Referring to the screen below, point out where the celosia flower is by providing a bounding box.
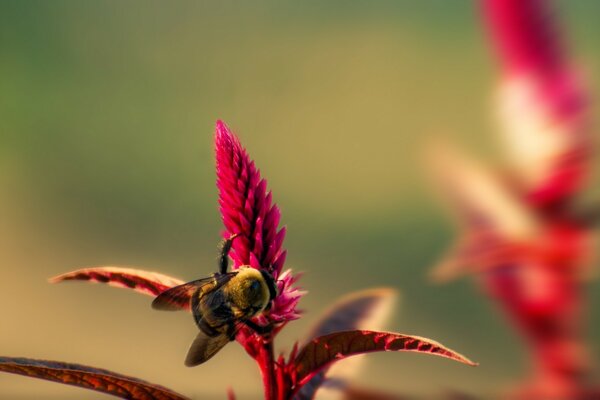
[215,120,303,326]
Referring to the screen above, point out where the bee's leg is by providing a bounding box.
[218,233,239,274]
[225,322,237,341]
[242,319,272,335]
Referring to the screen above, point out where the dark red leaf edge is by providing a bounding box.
[50,267,187,307]
[0,356,189,400]
[293,330,477,391]
[294,288,397,400]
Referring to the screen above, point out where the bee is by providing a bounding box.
[152,235,278,366]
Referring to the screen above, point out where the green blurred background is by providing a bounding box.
[1,1,599,398]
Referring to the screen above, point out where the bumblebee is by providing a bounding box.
[152,235,278,366]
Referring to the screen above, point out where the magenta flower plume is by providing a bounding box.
[215,120,303,324]
[215,120,286,274]
[483,0,591,209]
[423,2,598,398]
[483,0,564,79]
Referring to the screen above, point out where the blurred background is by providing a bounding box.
[1,1,599,398]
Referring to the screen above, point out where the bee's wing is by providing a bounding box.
[184,327,238,367]
[151,273,232,311]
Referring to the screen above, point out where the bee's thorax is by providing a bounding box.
[227,267,271,316]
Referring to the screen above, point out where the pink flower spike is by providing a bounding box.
[215,120,303,323]
[483,0,591,209]
[483,0,563,78]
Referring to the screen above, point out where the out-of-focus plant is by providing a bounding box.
[1,121,476,399]
[428,1,597,398]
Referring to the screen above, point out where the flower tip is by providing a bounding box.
[215,119,230,135]
[215,120,240,155]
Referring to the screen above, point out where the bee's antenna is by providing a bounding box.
[218,233,240,274]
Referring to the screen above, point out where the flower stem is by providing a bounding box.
[259,339,278,400]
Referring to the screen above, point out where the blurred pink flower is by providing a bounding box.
[428,1,597,398]
[484,0,591,210]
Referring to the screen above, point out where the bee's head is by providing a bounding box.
[259,269,278,304]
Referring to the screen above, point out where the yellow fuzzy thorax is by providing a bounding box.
[226,267,270,314]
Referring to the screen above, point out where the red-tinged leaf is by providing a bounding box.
[50,266,185,301]
[305,288,397,340]
[0,357,189,400]
[294,330,477,389]
[429,232,525,284]
[294,289,397,400]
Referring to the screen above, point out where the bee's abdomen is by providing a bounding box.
[194,290,235,336]
[196,317,221,337]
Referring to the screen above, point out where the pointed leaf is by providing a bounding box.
[305,288,397,340]
[50,266,185,301]
[428,237,474,284]
[429,233,522,284]
[294,289,397,400]
[294,330,477,389]
[0,357,189,400]
[426,142,542,280]
[426,141,540,241]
